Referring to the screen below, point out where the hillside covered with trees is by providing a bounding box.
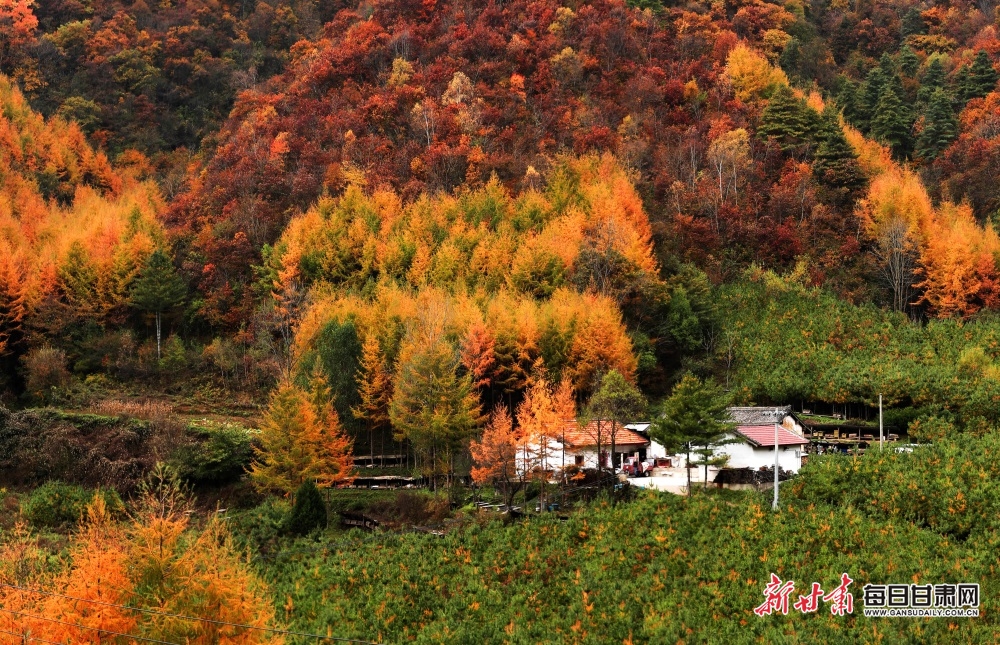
[4,0,1000,640]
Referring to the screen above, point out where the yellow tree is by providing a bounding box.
[352,332,393,460]
[159,517,279,645]
[127,465,280,645]
[251,368,354,494]
[725,43,788,102]
[566,295,637,391]
[0,245,26,358]
[0,522,50,644]
[460,322,496,390]
[305,367,356,488]
[516,374,565,511]
[916,202,1000,319]
[857,169,929,313]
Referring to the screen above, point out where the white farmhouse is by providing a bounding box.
[515,420,651,475]
[717,406,810,473]
[715,424,810,473]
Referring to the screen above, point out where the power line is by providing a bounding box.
[0,626,68,645]
[0,584,381,645]
[0,607,179,645]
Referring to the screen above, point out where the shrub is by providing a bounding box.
[0,409,157,492]
[285,480,328,536]
[227,497,290,555]
[908,414,954,443]
[22,346,71,403]
[22,481,123,529]
[159,334,188,372]
[170,420,255,486]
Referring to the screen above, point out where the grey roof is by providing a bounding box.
[726,406,793,425]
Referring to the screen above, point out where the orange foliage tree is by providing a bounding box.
[352,332,393,458]
[854,141,1000,319]
[915,202,1000,318]
[126,465,280,645]
[514,375,576,509]
[470,404,520,505]
[39,495,137,644]
[251,369,355,494]
[0,247,27,358]
[0,472,281,645]
[0,74,165,370]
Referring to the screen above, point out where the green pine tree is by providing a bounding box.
[954,64,972,103]
[587,370,646,476]
[130,249,186,360]
[967,50,999,100]
[858,67,887,132]
[813,107,867,204]
[285,479,328,536]
[757,85,821,153]
[916,87,957,160]
[901,7,925,37]
[779,37,802,79]
[836,78,862,127]
[871,87,913,159]
[922,56,947,89]
[918,56,948,104]
[878,52,897,78]
[649,374,736,495]
[899,46,919,78]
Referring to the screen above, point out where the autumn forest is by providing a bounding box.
[3,0,1000,641]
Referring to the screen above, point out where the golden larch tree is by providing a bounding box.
[352,332,393,458]
[251,368,354,494]
[41,495,137,644]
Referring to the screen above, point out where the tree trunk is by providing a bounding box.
[686,444,692,497]
[155,310,162,360]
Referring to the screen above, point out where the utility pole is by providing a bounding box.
[879,394,884,450]
[772,421,779,511]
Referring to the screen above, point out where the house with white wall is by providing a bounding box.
[669,407,810,474]
[516,420,651,475]
[715,424,810,473]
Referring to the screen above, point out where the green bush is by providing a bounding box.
[170,420,254,486]
[22,481,123,529]
[285,480,328,536]
[227,497,290,555]
[264,486,1000,643]
[791,432,1000,539]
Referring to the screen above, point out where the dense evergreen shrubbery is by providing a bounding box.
[263,475,1000,643]
[721,272,1000,431]
[791,433,1000,540]
[21,481,123,529]
[170,420,255,486]
[285,480,328,536]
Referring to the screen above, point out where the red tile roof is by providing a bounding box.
[736,425,810,447]
[558,420,650,449]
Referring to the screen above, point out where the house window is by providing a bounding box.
[574,455,584,466]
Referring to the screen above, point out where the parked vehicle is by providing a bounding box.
[622,456,652,477]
